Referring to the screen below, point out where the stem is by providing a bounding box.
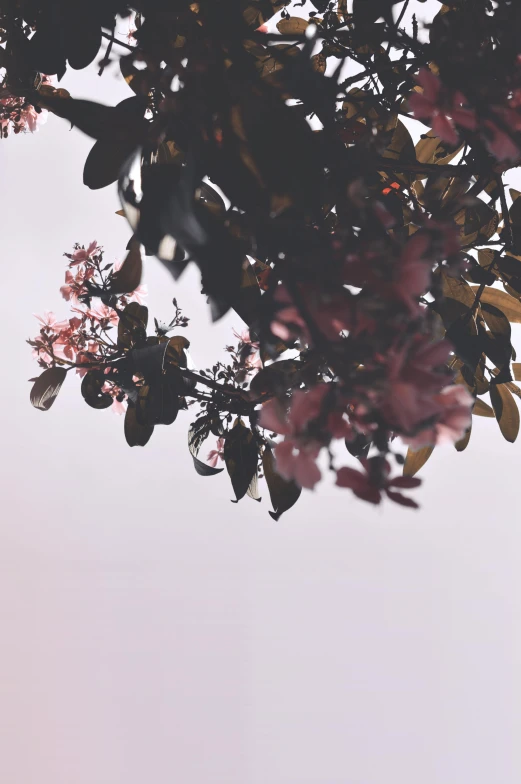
[496,173,513,252]
[101,31,135,52]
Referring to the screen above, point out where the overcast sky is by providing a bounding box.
[1,3,521,783]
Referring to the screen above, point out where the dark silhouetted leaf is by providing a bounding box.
[128,342,168,380]
[84,140,137,189]
[30,367,67,411]
[250,359,303,397]
[124,401,154,446]
[188,418,224,476]
[118,301,148,349]
[136,382,179,427]
[263,445,301,520]
[81,371,113,409]
[165,336,190,368]
[110,238,142,294]
[67,15,101,70]
[192,455,224,476]
[345,432,372,460]
[471,286,521,323]
[224,419,259,501]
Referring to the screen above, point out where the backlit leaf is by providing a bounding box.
[30,367,67,411]
[471,287,521,323]
[473,398,495,417]
[490,383,520,442]
[403,445,434,477]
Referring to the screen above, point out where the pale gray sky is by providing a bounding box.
[1,4,521,783]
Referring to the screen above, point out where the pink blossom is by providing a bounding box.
[127,284,148,305]
[88,303,119,326]
[482,120,520,162]
[403,384,473,449]
[60,267,91,303]
[274,439,322,489]
[0,95,48,137]
[336,458,421,508]
[259,385,336,489]
[34,311,69,332]
[385,336,452,394]
[271,285,306,341]
[101,382,127,415]
[70,241,98,266]
[207,437,225,467]
[75,342,102,377]
[271,284,352,343]
[393,232,432,313]
[233,328,253,344]
[409,69,476,146]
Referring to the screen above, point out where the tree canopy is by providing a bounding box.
[3,0,521,516]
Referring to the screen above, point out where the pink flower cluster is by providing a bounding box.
[227,328,262,384]
[29,241,148,414]
[410,68,521,163]
[259,385,351,490]
[0,76,52,139]
[259,222,473,505]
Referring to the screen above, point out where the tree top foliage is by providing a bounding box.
[3,0,521,516]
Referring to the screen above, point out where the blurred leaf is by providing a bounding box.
[40,94,148,143]
[276,17,309,35]
[345,432,372,460]
[250,359,303,397]
[230,259,263,329]
[381,119,416,184]
[120,55,150,96]
[30,367,67,411]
